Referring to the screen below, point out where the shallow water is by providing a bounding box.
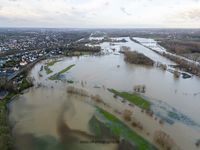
[9,37,200,150]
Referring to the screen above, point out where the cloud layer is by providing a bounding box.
[0,0,199,28]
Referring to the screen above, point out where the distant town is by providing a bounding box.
[0,29,90,80]
[1,28,200,82]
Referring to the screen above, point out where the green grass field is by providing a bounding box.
[108,88,151,110]
[47,60,60,67]
[97,108,157,150]
[49,64,75,80]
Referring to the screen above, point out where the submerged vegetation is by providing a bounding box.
[47,60,60,67]
[49,64,75,80]
[59,64,75,74]
[173,69,180,78]
[196,139,200,148]
[108,88,151,110]
[66,80,74,84]
[2,30,199,150]
[44,66,53,74]
[162,52,200,77]
[95,107,157,150]
[44,60,61,74]
[123,109,132,122]
[133,85,146,93]
[67,86,89,97]
[153,130,175,150]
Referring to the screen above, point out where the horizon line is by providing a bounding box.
[0,27,200,30]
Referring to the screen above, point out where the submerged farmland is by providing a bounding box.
[8,36,200,150]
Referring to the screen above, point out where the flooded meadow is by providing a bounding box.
[9,37,200,150]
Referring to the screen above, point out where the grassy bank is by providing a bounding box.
[59,64,75,74]
[0,93,16,110]
[108,88,151,110]
[96,108,157,150]
[0,92,17,150]
[19,78,33,92]
[0,77,33,150]
[49,64,75,80]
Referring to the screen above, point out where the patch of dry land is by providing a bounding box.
[124,50,154,66]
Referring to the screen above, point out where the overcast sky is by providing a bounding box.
[0,0,200,28]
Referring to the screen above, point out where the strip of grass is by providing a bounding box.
[47,60,60,67]
[49,64,75,80]
[0,93,16,110]
[44,66,53,74]
[0,77,33,149]
[49,75,59,81]
[59,64,75,74]
[97,108,157,150]
[45,60,61,75]
[108,88,151,110]
[0,92,17,150]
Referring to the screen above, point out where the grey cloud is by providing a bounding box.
[71,7,76,10]
[167,7,200,24]
[104,2,109,6]
[181,8,200,20]
[92,12,97,16]
[120,7,131,16]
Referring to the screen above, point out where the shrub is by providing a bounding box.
[174,69,180,78]
[123,109,132,121]
[67,86,89,97]
[154,130,175,150]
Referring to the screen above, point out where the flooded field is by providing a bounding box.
[9,37,200,150]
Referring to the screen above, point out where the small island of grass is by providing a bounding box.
[108,88,151,110]
[94,108,157,150]
[47,60,61,67]
[49,64,75,80]
[44,60,61,75]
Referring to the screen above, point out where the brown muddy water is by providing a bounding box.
[9,37,200,150]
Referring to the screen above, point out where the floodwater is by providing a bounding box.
[134,37,200,65]
[9,37,200,150]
